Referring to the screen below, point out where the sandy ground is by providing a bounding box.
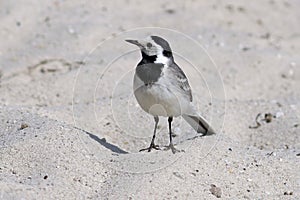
[0,0,299,199]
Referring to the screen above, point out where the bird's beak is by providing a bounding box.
[125,39,143,47]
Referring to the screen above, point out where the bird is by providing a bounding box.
[126,35,215,153]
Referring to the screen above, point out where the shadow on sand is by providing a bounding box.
[74,127,128,154]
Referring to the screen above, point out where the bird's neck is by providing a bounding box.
[155,52,170,65]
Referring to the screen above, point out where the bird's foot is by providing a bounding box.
[164,143,184,154]
[139,142,160,152]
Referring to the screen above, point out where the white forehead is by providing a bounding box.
[139,37,163,52]
[144,36,160,47]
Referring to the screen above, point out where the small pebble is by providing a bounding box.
[210,184,222,198]
[242,46,250,51]
[264,113,273,123]
[173,172,184,180]
[284,191,293,195]
[19,123,29,130]
[165,9,175,14]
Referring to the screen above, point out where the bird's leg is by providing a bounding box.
[140,116,160,152]
[165,117,183,154]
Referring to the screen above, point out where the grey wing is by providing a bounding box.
[169,62,193,102]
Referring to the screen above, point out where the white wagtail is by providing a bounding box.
[126,35,215,153]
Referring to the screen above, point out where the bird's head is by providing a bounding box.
[126,35,173,64]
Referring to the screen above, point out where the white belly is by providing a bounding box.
[133,74,187,117]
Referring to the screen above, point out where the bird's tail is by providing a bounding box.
[182,114,216,136]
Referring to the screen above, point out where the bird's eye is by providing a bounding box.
[146,42,152,48]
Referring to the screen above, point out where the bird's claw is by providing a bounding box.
[139,143,160,152]
[164,143,184,154]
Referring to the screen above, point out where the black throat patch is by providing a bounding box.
[138,52,157,65]
[136,63,164,86]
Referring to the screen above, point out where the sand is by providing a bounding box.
[0,0,299,199]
